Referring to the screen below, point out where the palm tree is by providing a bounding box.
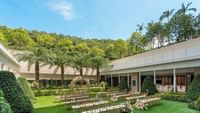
[136,24,145,33]
[89,47,107,83]
[72,52,89,76]
[16,46,48,83]
[177,2,196,14]
[45,49,72,86]
[72,43,90,77]
[160,9,175,22]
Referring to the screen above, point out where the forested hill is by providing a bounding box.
[0,2,200,61]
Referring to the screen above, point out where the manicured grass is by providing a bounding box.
[34,96,199,113]
[34,96,72,113]
[134,100,199,113]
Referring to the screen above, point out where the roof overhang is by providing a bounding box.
[0,43,20,71]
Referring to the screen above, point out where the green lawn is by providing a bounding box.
[34,96,199,113]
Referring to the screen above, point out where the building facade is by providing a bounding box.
[8,49,97,85]
[101,38,200,93]
[0,43,20,76]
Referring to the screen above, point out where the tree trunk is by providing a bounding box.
[35,60,40,84]
[61,64,65,86]
[96,67,100,83]
[80,68,83,76]
[80,68,84,85]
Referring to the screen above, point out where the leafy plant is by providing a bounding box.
[17,77,35,102]
[188,96,200,111]
[187,73,200,100]
[161,93,190,103]
[0,89,13,113]
[141,77,158,95]
[0,71,34,113]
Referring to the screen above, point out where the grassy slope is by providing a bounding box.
[34,96,199,113]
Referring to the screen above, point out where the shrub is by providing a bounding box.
[188,96,200,111]
[31,81,39,90]
[17,77,35,102]
[0,71,34,113]
[187,73,200,100]
[0,89,13,113]
[141,77,158,95]
[33,89,73,96]
[161,93,191,103]
[119,77,128,91]
[33,87,104,96]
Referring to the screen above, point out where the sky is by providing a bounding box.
[0,0,200,39]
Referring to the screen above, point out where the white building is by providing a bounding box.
[101,38,200,93]
[8,49,97,85]
[0,43,20,76]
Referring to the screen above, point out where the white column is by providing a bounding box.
[154,70,156,85]
[127,73,130,88]
[139,72,141,92]
[111,74,113,87]
[173,69,176,93]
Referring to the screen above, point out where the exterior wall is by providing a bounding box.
[130,73,138,92]
[0,43,20,76]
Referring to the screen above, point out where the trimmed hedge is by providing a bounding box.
[141,77,158,95]
[0,71,34,113]
[161,93,191,103]
[33,87,104,96]
[0,89,13,113]
[187,73,200,100]
[34,89,72,96]
[17,77,35,102]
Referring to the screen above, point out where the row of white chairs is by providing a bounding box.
[72,101,109,109]
[82,104,125,113]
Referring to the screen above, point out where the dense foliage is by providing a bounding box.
[141,77,158,95]
[188,96,200,111]
[0,71,34,113]
[187,73,200,100]
[161,93,190,103]
[17,77,35,102]
[0,89,13,113]
[33,87,103,96]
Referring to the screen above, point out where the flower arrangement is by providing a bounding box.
[111,94,118,102]
[70,76,90,91]
[135,98,148,110]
